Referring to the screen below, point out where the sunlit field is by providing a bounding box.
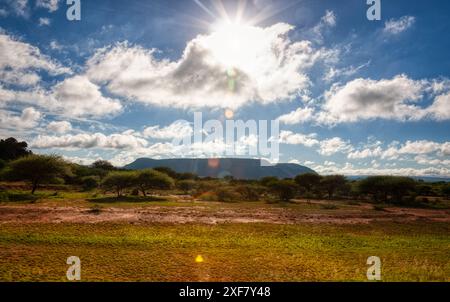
[0,187,448,282]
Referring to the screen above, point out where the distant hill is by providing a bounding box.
[347,175,450,183]
[123,158,316,180]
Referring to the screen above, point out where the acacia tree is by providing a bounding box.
[0,137,31,161]
[177,179,197,194]
[295,173,322,194]
[442,184,450,199]
[268,179,298,202]
[101,171,135,197]
[358,176,417,203]
[135,169,174,197]
[8,155,71,194]
[320,175,348,199]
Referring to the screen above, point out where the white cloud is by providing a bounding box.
[318,75,426,124]
[312,10,337,43]
[38,17,51,26]
[427,92,450,121]
[415,155,450,167]
[86,22,332,109]
[348,147,383,159]
[384,16,415,35]
[278,130,319,147]
[0,31,70,87]
[0,107,42,129]
[47,121,72,133]
[143,120,193,140]
[51,75,123,118]
[277,107,314,125]
[347,140,450,160]
[32,132,148,150]
[36,0,59,12]
[312,163,450,178]
[319,137,353,156]
[323,60,371,82]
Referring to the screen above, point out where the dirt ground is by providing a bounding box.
[0,199,449,225]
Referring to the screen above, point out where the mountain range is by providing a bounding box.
[123,158,316,180]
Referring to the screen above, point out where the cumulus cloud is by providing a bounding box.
[31,132,148,150]
[0,31,70,87]
[51,76,123,118]
[384,16,415,35]
[318,75,426,124]
[277,107,314,125]
[319,137,353,156]
[278,130,319,147]
[36,0,59,12]
[86,22,333,109]
[0,107,42,129]
[47,121,72,133]
[143,120,193,140]
[427,92,450,121]
[312,163,450,177]
[347,140,450,160]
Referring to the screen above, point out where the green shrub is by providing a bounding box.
[236,184,264,201]
[0,191,9,202]
[81,176,99,191]
[321,204,338,210]
[177,180,197,194]
[216,187,240,202]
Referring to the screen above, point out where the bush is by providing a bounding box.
[320,175,348,199]
[101,171,136,197]
[81,176,99,191]
[7,154,72,194]
[442,184,450,199]
[236,184,264,201]
[295,173,321,195]
[358,176,417,204]
[215,187,240,202]
[177,180,197,194]
[268,179,298,202]
[0,191,9,202]
[135,169,175,197]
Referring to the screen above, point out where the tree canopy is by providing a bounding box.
[0,137,32,161]
[8,154,71,194]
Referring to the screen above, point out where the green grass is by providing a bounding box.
[0,222,448,282]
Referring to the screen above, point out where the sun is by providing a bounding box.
[204,19,265,72]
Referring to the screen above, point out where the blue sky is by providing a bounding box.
[0,0,450,176]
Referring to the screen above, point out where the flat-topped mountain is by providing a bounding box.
[123,158,316,180]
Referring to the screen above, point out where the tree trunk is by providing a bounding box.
[31,181,38,195]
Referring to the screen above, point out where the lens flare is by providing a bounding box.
[224,108,234,119]
[195,255,204,263]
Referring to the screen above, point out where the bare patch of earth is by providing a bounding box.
[0,203,448,225]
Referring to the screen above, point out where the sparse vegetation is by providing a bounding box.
[7,155,71,194]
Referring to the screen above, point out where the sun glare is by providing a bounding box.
[205,19,264,73]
